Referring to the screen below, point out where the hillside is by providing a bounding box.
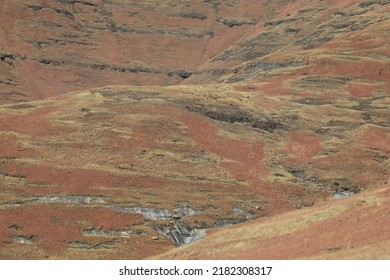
[153,186,390,259]
[2,0,389,104]
[0,0,280,104]
[0,0,389,259]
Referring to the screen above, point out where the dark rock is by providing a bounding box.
[170,12,207,20]
[8,104,36,110]
[185,103,254,124]
[176,70,193,79]
[289,169,306,179]
[284,28,301,34]
[39,59,52,65]
[154,221,205,246]
[359,0,389,8]
[252,120,284,132]
[219,18,256,28]
[53,8,75,19]
[57,0,98,6]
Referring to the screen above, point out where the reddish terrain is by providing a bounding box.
[155,185,390,259]
[0,0,389,259]
[0,0,279,104]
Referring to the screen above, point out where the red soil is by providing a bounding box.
[0,205,145,254]
[364,126,390,153]
[260,76,292,96]
[0,106,71,137]
[152,104,268,184]
[286,131,322,164]
[234,188,390,259]
[346,83,377,97]
[1,0,389,260]
[302,59,389,82]
[2,161,179,197]
[0,134,36,158]
[155,187,390,260]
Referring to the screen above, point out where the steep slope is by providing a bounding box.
[0,0,389,260]
[188,0,390,83]
[3,0,388,104]
[0,0,277,104]
[0,78,388,259]
[0,84,308,259]
[153,185,390,259]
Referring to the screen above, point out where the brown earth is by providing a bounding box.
[0,0,389,259]
[0,0,287,104]
[154,185,390,259]
[0,80,388,259]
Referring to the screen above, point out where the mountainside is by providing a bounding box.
[153,186,390,259]
[0,0,276,104]
[2,0,389,104]
[0,0,389,259]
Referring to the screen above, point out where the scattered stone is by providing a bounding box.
[83,229,146,238]
[108,205,172,220]
[11,235,34,245]
[8,104,36,110]
[332,190,356,199]
[154,220,206,246]
[36,195,106,205]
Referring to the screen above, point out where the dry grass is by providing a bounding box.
[153,188,389,259]
[0,0,389,260]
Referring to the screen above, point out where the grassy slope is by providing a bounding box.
[153,186,390,259]
[0,0,389,259]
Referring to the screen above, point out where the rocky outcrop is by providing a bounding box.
[0,0,389,260]
[4,0,389,103]
[0,0,273,104]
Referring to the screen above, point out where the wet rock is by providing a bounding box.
[83,229,146,238]
[332,190,356,199]
[173,206,203,217]
[332,182,360,199]
[108,205,172,220]
[154,221,205,246]
[233,207,255,220]
[11,235,34,245]
[68,240,116,249]
[36,195,106,205]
